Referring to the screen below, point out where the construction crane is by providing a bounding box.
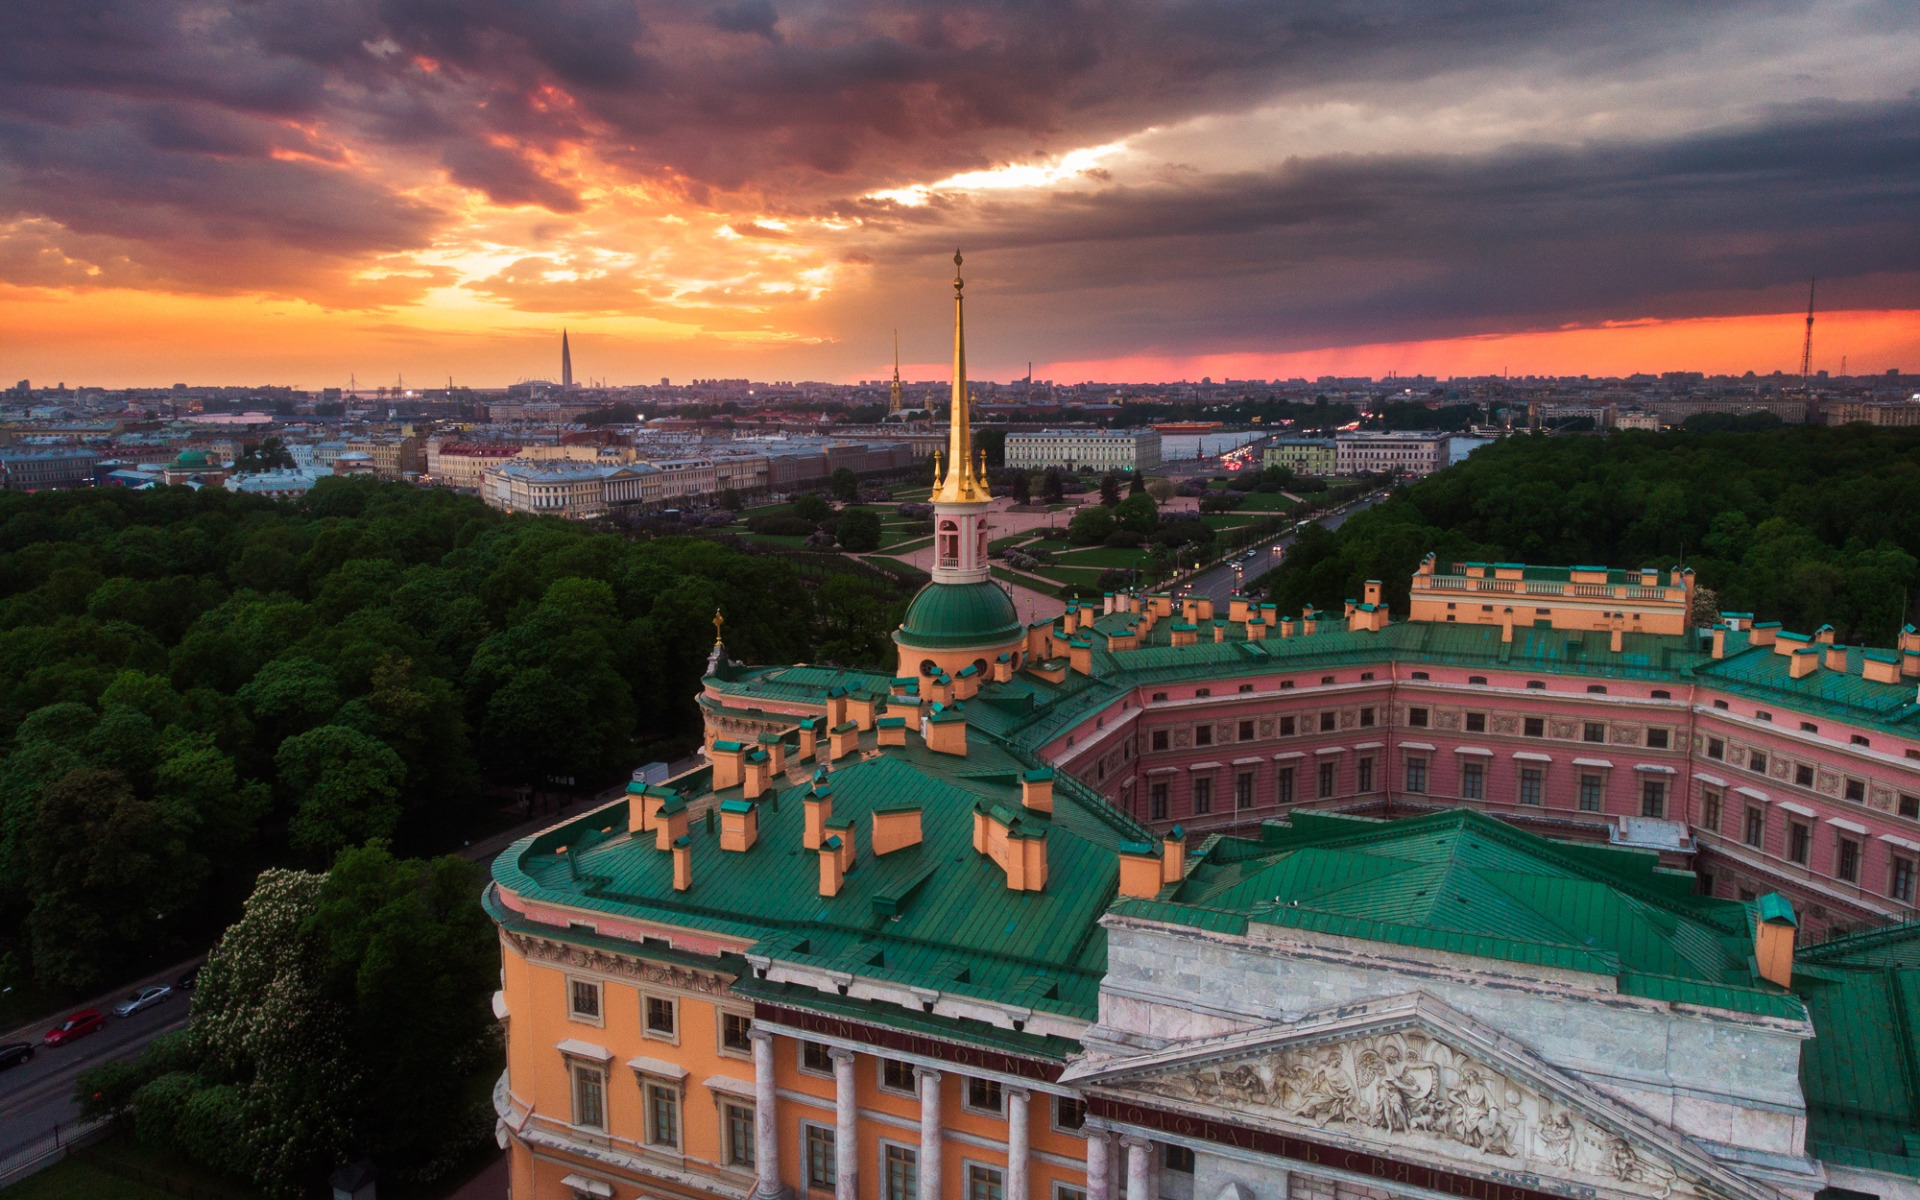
[1799,277,1816,393]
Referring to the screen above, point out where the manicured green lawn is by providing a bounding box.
[1201,513,1259,529]
[1034,565,1112,586]
[881,536,934,554]
[1053,547,1154,568]
[1225,492,1295,512]
[728,531,812,548]
[0,1159,182,1200]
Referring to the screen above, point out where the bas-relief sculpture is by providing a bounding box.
[1130,1030,1712,1200]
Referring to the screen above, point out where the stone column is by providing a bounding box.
[832,1048,859,1200]
[1123,1137,1153,1200]
[1006,1088,1031,1200]
[1085,1131,1112,1200]
[751,1028,784,1200]
[917,1067,944,1200]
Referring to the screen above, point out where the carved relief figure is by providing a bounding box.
[1130,1030,1709,1200]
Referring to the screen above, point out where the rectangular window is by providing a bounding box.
[646,995,677,1038]
[1524,717,1545,738]
[1749,750,1768,774]
[723,1012,753,1054]
[1356,758,1374,792]
[1640,779,1665,819]
[569,979,602,1023]
[1054,1095,1087,1131]
[1578,773,1604,812]
[1707,738,1724,760]
[1702,790,1722,833]
[1646,729,1669,750]
[1519,767,1543,806]
[1192,777,1212,815]
[1795,764,1814,788]
[965,1077,1003,1114]
[1194,725,1213,747]
[1405,758,1428,794]
[1056,1187,1089,1200]
[1235,772,1254,809]
[886,1145,919,1200]
[1315,712,1334,732]
[1583,722,1606,744]
[801,1041,832,1075]
[1276,767,1295,805]
[968,1165,1005,1200]
[1744,807,1765,848]
[1360,707,1376,728]
[1893,857,1916,903]
[1151,730,1169,752]
[1789,822,1810,865]
[1461,761,1484,800]
[1318,760,1337,798]
[1466,712,1487,733]
[648,1083,680,1148]
[1280,715,1296,736]
[881,1059,916,1094]
[1149,782,1168,820]
[1408,707,1430,728]
[806,1124,837,1189]
[1238,720,1255,741]
[1845,779,1866,803]
[1903,794,1920,820]
[572,1063,606,1131]
[1163,1145,1196,1174]
[725,1103,756,1168]
[1838,838,1861,883]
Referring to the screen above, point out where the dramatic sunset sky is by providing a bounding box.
[3,0,1918,387]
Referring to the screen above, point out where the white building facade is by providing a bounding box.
[1334,432,1451,477]
[1008,429,1164,472]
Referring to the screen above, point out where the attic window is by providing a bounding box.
[1587,685,1606,694]
[1195,688,1211,698]
[1239,684,1254,693]
[1411,672,1429,681]
[1852,735,1870,747]
[1713,700,1729,710]
[1468,676,1487,686]
[1151,692,1167,701]
[1651,690,1670,699]
[1321,676,1335,686]
[1280,681,1294,690]
[1527,681,1546,690]
[1756,711,1773,722]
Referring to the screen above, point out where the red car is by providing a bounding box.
[43,1009,105,1046]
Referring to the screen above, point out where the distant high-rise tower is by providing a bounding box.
[1799,278,1816,394]
[889,330,903,413]
[562,329,574,388]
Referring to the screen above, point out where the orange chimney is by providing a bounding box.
[803,787,832,849]
[1118,842,1162,898]
[719,800,759,852]
[872,805,923,854]
[1161,825,1188,884]
[1753,893,1797,987]
[672,835,692,891]
[797,717,821,762]
[819,836,845,896]
[1021,768,1055,813]
[654,798,689,851]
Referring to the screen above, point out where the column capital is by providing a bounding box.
[749,1026,777,1046]
[828,1046,858,1063]
[915,1065,943,1083]
[1006,1084,1032,1101]
[1120,1134,1154,1151]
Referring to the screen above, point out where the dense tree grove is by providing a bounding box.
[0,479,879,988]
[81,844,499,1195]
[1260,427,1920,643]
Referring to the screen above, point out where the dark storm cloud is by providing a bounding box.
[0,0,1912,336]
[865,97,1920,351]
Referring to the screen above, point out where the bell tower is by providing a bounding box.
[929,252,992,584]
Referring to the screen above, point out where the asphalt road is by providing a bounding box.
[0,962,195,1156]
[1183,491,1386,606]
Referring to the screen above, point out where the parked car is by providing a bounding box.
[176,964,201,991]
[0,1042,33,1070]
[43,1010,105,1046]
[113,985,172,1017]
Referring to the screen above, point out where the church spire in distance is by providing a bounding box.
[931,251,989,504]
[561,329,574,388]
[890,329,903,414]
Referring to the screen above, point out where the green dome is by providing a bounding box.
[894,581,1022,651]
[173,449,211,468]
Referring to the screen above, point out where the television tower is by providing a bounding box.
[1798,277,1816,393]
[561,329,574,388]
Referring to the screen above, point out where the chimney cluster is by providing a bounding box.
[1118,826,1188,898]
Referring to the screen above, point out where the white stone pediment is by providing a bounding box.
[1065,993,1783,1200]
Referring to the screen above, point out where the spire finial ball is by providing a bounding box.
[953,249,963,293]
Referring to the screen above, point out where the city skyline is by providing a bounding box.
[3,1,1918,387]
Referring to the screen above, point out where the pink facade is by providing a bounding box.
[1045,660,1920,938]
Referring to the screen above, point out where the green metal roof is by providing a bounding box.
[1122,809,1804,1018]
[894,581,1024,651]
[1795,923,1920,1176]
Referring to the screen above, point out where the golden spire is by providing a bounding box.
[712,607,725,645]
[931,250,988,504]
[889,329,903,414]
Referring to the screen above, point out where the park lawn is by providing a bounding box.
[1201,513,1260,529]
[1053,547,1156,569]
[878,528,931,549]
[1034,565,1112,587]
[727,531,813,549]
[1227,492,1295,512]
[882,536,934,554]
[889,484,934,502]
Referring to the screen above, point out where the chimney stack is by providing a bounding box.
[672,835,692,891]
[1752,893,1797,988]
